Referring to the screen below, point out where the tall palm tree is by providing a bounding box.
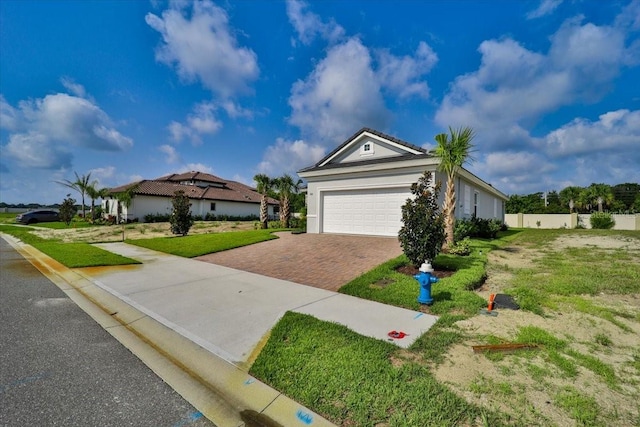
[253,174,273,229]
[55,171,92,218]
[85,181,110,221]
[587,183,614,212]
[274,174,297,228]
[434,126,476,248]
[559,186,582,213]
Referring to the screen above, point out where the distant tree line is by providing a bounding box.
[506,183,640,214]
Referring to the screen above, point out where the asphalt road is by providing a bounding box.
[0,238,214,427]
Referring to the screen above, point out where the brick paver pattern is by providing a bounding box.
[196,232,403,291]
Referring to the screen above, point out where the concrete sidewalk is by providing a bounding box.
[82,243,438,366]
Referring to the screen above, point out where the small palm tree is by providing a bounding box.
[254,174,273,229]
[56,171,92,218]
[274,174,297,228]
[590,183,614,212]
[434,126,476,248]
[85,181,110,222]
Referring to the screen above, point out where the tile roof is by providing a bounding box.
[107,175,278,205]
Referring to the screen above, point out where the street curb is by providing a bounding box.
[2,234,336,427]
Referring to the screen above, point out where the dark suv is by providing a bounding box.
[16,210,60,224]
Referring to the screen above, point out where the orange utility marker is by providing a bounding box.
[487,293,496,311]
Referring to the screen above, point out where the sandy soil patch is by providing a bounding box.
[30,221,257,243]
[432,233,640,426]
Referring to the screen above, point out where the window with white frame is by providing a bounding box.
[360,142,374,156]
[474,192,479,217]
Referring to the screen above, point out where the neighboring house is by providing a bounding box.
[298,128,508,237]
[102,171,278,222]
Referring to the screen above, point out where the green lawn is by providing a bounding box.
[250,229,640,426]
[127,229,282,257]
[0,225,139,268]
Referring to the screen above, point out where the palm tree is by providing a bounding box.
[434,126,476,248]
[114,183,139,241]
[274,174,297,228]
[85,181,110,222]
[559,186,582,213]
[253,174,273,229]
[587,183,614,212]
[55,171,92,218]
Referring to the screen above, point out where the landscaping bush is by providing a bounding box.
[268,220,282,229]
[59,195,77,226]
[398,172,446,266]
[454,216,504,240]
[447,237,471,256]
[590,213,615,229]
[169,190,194,236]
[144,213,170,223]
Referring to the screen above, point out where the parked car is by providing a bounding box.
[16,210,60,224]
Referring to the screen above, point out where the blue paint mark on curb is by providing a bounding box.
[244,378,255,385]
[413,313,424,319]
[172,411,203,427]
[296,408,314,425]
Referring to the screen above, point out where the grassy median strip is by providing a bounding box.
[0,225,139,268]
[127,229,281,257]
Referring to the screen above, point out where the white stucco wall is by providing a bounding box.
[504,213,639,230]
[102,195,272,222]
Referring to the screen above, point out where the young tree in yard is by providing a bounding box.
[274,174,298,228]
[55,171,92,218]
[398,172,446,267]
[170,190,193,236]
[254,174,273,229]
[434,126,475,249]
[59,194,77,226]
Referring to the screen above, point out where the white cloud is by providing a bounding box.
[1,91,132,169]
[219,100,253,119]
[4,131,72,169]
[542,109,640,157]
[289,37,391,144]
[0,95,18,131]
[286,0,345,45]
[168,101,222,145]
[257,138,325,176]
[146,0,259,98]
[159,144,181,163]
[375,42,438,99]
[60,77,87,98]
[527,0,563,20]
[181,163,213,174]
[435,15,633,149]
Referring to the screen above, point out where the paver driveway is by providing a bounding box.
[196,232,403,291]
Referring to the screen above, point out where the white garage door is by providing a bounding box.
[321,188,411,236]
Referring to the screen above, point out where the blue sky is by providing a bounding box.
[1,0,639,204]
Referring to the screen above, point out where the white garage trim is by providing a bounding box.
[320,187,411,236]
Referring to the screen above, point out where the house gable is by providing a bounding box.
[315,128,427,168]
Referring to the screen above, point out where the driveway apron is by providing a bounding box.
[196,232,403,291]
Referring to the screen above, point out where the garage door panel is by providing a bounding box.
[322,188,411,237]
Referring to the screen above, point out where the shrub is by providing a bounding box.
[59,195,77,225]
[268,220,283,229]
[590,213,615,229]
[448,237,471,256]
[453,217,504,240]
[169,190,194,236]
[398,172,446,266]
[144,213,171,223]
